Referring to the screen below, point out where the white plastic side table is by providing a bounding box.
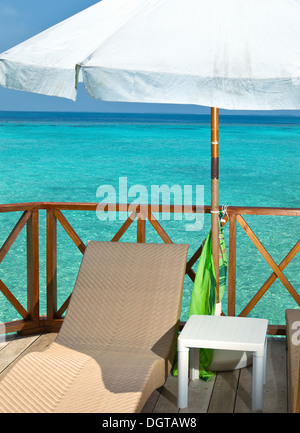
[177,315,268,412]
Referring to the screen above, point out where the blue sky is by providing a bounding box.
[0,0,299,116]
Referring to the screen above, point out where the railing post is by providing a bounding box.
[47,209,57,321]
[27,209,40,323]
[137,209,146,243]
[228,212,237,316]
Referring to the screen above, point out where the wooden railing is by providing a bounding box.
[0,202,299,336]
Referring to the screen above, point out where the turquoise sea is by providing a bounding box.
[0,111,299,326]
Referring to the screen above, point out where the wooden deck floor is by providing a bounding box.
[0,333,288,413]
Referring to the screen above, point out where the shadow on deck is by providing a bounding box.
[0,333,287,413]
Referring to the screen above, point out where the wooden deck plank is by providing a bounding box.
[180,375,216,413]
[212,337,288,414]
[234,337,287,413]
[0,334,14,350]
[0,332,57,380]
[263,337,287,413]
[0,334,289,413]
[141,388,162,413]
[0,334,40,377]
[152,374,179,413]
[208,370,240,413]
[234,363,252,413]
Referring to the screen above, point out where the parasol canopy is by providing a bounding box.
[0,0,300,110]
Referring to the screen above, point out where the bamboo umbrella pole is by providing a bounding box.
[211,107,219,303]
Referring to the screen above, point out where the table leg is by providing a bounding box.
[190,348,199,380]
[263,337,267,385]
[177,346,189,408]
[252,349,265,412]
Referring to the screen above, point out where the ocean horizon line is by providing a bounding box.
[0,110,299,125]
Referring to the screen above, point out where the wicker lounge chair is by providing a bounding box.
[286,309,300,413]
[0,241,188,413]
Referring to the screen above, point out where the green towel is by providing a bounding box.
[189,212,227,380]
[173,212,227,380]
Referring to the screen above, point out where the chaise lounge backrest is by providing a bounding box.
[56,241,189,359]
